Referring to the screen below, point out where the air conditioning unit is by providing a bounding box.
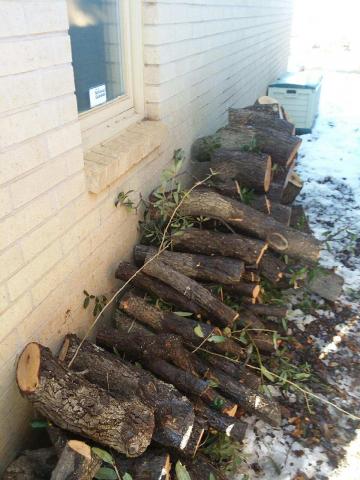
[268,71,322,134]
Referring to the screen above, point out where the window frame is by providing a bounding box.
[76,0,145,149]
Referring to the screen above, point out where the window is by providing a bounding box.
[67,0,144,148]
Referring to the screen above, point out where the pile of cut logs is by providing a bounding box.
[5,98,344,480]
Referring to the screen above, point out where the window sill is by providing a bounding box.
[84,120,168,194]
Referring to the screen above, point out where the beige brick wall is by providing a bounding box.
[0,0,293,470]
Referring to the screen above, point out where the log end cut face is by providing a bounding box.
[68,440,92,460]
[17,343,41,393]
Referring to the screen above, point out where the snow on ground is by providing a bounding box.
[235,71,360,480]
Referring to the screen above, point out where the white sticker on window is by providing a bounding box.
[89,84,107,108]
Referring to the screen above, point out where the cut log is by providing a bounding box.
[210,148,272,192]
[305,268,344,302]
[242,271,261,283]
[204,354,261,391]
[97,328,237,416]
[192,398,247,442]
[281,172,303,205]
[115,262,207,318]
[171,228,268,265]
[181,419,206,458]
[245,304,288,318]
[258,252,287,284]
[290,205,312,233]
[59,334,195,451]
[245,103,288,123]
[223,281,261,300]
[16,343,154,457]
[119,292,246,358]
[47,425,68,457]
[255,96,288,120]
[115,450,171,480]
[215,126,301,167]
[179,189,321,263]
[50,440,101,480]
[3,448,57,480]
[229,108,295,135]
[134,245,244,285]
[191,356,281,426]
[142,256,239,328]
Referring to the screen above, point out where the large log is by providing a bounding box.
[215,126,301,167]
[229,108,295,135]
[179,189,321,263]
[204,354,261,391]
[290,205,312,234]
[210,149,272,192]
[97,328,237,416]
[171,228,268,265]
[191,356,281,426]
[59,334,195,451]
[245,304,288,318]
[134,245,244,285]
[181,419,206,458]
[192,398,247,442]
[142,256,239,328]
[3,448,57,480]
[222,281,261,300]
[281,172,303,205]
[115,262,207,318]
[119,292,246,358]
[50,440,101,480]
[258,252,287,284]
[16,343,154,457]
[115,450,171,480]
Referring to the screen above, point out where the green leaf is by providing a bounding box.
[30,420,49,429]
[194,324,205,338]
[94,468,118,480]
[123,474,133,480]
[92,448,114,465]
[83,290,89,296]
[175,461,192,480]
[83,296,90,309]
[174,311,193,317]
[261,366,275,382]
[208,335,226,343]
[209,474,216,480]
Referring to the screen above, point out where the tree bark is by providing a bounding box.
[281,172,303,205]
[229,108,295,135]
[115,262,207,319]
[171,228,268,265]
[47,425,68,457]
[204,354,261,391]
[134,245,244,285]
[223,281,261,300]
[245,304,288,318]
[3,448,57,480]
[190,356,281,426]
[179,189,321,263]
[115,450,171,480]
[16,343,154,457]
[192,398,247,442]
[215,126,301,167]
[258,252,287,284]
[180,419,206,458]
[143,256,239,328]
[210,148,272,192]
[50,440,101,480]
[59,334,195,451]
[290,205,312,233]
[119,292,246,358]
[242,271,261,283]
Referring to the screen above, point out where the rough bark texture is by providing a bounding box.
[16,343,154,457]
[245,103,286,121]
[60,334,195,451]
[245,304,288,318]
[192,398,247,442]
[115,450,171,480]
[191,357,281,426]
[3,448,57,480]
[242,271,261,283]
[119,292,246,358]
[223,281,260,300]
[180,419,206,458]
[50,440,101,480]
[171,228,268,265]
[97,328,237,416]
[281,172,303,205]
[290,205,312,233]
[210,148,272,192]
[258,252,287,284]
[134,245,244,285]
[204,354,261,391]
[115,262,207,319]
[143,256,239,328]
[229,108,295,135]
[215,126,301,167]
[179,189,321,263]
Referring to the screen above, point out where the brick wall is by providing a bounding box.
[0,0,292,469]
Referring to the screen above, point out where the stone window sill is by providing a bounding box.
[84,120,168,194]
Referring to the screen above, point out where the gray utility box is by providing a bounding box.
[268,71,322,134]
